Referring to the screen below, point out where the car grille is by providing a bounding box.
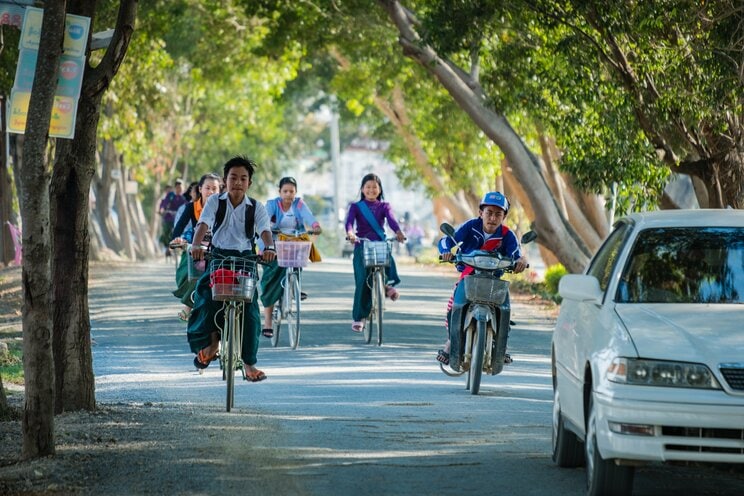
[663,426,744,454]
[719,364,744,391]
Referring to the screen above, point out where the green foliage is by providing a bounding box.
[100,0,307,209]
[408,0,743,212]
[544,263,567,296]
[0,340,23,385]
[0,27,20,94]
[239,1,507,204]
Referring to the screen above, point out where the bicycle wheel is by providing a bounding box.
[225,305,236,412]
[469,320,486,395]
[286,271,301,349]
[270,301,281,348]
[373,270,384,346]
[364,272,374,344]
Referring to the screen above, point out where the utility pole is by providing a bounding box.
[330,96,341,227]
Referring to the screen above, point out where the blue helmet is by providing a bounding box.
[479,191,509,213]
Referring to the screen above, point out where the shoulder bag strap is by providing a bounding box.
[356,201,386,240]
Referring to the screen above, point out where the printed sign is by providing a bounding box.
[9,6,90,139]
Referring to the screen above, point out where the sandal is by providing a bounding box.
[193,347,217,370]
[385,285,399,301]
[178,308,191,322]
[351,321,365,333]
[436,349,450,365]
[245,368,267,382]
[262,328,273,338]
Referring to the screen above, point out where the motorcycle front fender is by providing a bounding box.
[464,304,493,324]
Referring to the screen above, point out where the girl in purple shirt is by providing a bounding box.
[345,173,406,333]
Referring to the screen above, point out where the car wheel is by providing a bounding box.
[585,394,634,496]
[552,389,584,467]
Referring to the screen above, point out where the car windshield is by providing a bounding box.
[617,227,744,304]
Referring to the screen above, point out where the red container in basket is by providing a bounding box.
[210,268,238,286]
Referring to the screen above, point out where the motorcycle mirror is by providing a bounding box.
[440,222,456,238]
[521,231,537,244]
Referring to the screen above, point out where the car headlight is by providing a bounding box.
[607,357,721,389]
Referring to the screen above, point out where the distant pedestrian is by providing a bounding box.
[159,179,188,258]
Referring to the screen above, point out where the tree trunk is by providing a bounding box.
[375,87,471,224]
[149,171,163,246]
[21,0,67,460]
[114,160,135,260]
[129,191,157,259]
[51,0,137,413]
[330,49,472,224]
[379,0,591,273]
[716,153,744,209]
[94,139,122,253]
[0,373,8,413]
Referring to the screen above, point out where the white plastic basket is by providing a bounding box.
[276,240,312,268]
[209,257,258,302]
[363,241,390,268]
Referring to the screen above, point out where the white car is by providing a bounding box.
[551,209,744,496]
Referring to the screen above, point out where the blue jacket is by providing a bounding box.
[438,218,522,271]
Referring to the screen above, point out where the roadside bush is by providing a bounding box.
[0,340,23,385]
[544,264,567,298]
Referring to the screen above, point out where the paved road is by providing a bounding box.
[88,259,744,496]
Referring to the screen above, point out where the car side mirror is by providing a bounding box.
[559,274,603,305]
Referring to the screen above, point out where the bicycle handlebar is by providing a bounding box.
[346,236,407,243]
[438,253,529,270]
[204,251,270,266]
[272,229,321,236]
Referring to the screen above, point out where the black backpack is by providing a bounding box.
[213,196,257,245]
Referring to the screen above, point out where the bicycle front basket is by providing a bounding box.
[209,257,258,302]
[363,241,390,267]
[276,240,312,268]
[187,250,207,281]
[463,275,509,304]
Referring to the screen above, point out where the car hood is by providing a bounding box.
[615,304,743,363]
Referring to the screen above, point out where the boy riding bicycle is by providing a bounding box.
[187,156,276,382]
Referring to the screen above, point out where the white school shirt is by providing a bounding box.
[277,208,298,234]
[197,192,270,252]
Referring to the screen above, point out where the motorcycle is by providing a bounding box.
[439,222,537,395]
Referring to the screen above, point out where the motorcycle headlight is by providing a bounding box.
[461,254,512,270]
[607,357,721,389]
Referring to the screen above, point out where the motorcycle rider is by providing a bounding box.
[437,191,528,368]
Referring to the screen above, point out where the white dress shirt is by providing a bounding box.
[198,192,270,252]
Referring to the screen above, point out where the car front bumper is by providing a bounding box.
[594,391,744,464]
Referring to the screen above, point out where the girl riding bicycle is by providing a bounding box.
[171,173,221,321]
[187,156,276,382]
[260,176,322,338]
[345,173,406,334]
